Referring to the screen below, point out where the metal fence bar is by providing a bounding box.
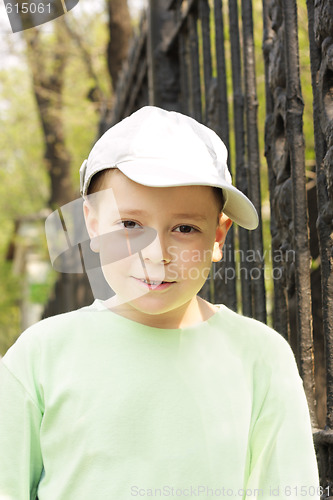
[211,0,237,311]
[125,59,148,115]
[228,0,253,317]
[306,0,333,434]
[198,0,213,302]
[213,0,229,147]
[178,20,190,115]
[306,0,333,489]
[241,0,267,323]
[187,7,202,121]
[198,0,212,122]
[261,0,290,341]
[281,0,318,428]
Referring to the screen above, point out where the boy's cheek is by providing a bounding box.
[100,253,142,275]
[170,248,214,265]
[168,250,213,281]
[168,262,212,282]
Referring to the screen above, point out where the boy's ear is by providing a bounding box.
[212,214,233,262]
[83,200,100,253]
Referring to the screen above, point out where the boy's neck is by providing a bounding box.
[104,296,218,330]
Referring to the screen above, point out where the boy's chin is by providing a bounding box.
[104,292,178,316]
[103,289,148,309]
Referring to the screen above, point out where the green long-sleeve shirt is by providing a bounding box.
[0,300,319,499]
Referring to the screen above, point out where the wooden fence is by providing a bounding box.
[44,0,333,492]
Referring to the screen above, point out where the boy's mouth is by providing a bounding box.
[142,279,162,285]
[132,277,176,289]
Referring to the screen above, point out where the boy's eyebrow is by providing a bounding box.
[171,213,208,221]
[117,208,148,216]
[118,208,208,221]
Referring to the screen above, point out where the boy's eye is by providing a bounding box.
[121,220,141,229]
[174,225,197,233]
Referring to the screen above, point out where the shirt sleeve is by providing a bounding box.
[0,361,43,500]
[244,335,320,499]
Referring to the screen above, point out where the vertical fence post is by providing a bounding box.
[147,0,180,110]
[241,0,267,323]
[178,6,191,116]
[213,0,237,311]
[262,0,291,341]
[263,0,293,341]
[306,0,333,489]
[187,6,203,121]
[228,0,253,316]
[198,0,212,122]
[306,0,333,432]
[281,0,318,429]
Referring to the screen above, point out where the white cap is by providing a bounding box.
[80,106,259,230]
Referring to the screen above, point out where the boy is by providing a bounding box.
[0,106,319,499]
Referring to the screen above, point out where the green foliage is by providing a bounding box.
[61,10,112,194]
[29,268,57,304]
[0,64,47,354]
[0,67,48,216]
[0,9,110,351]
[0,260,21,356]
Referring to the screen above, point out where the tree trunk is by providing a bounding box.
[24,20,74,208]
[106,0,133,91]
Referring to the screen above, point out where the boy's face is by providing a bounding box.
[84,170,231,326]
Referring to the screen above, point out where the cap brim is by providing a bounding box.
[116,161,259,230]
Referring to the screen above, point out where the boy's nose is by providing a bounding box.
[141,234,171,264]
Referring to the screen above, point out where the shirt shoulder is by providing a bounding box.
[1,301,113,406]
[2,301,103,373]
[213,305,298,370]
